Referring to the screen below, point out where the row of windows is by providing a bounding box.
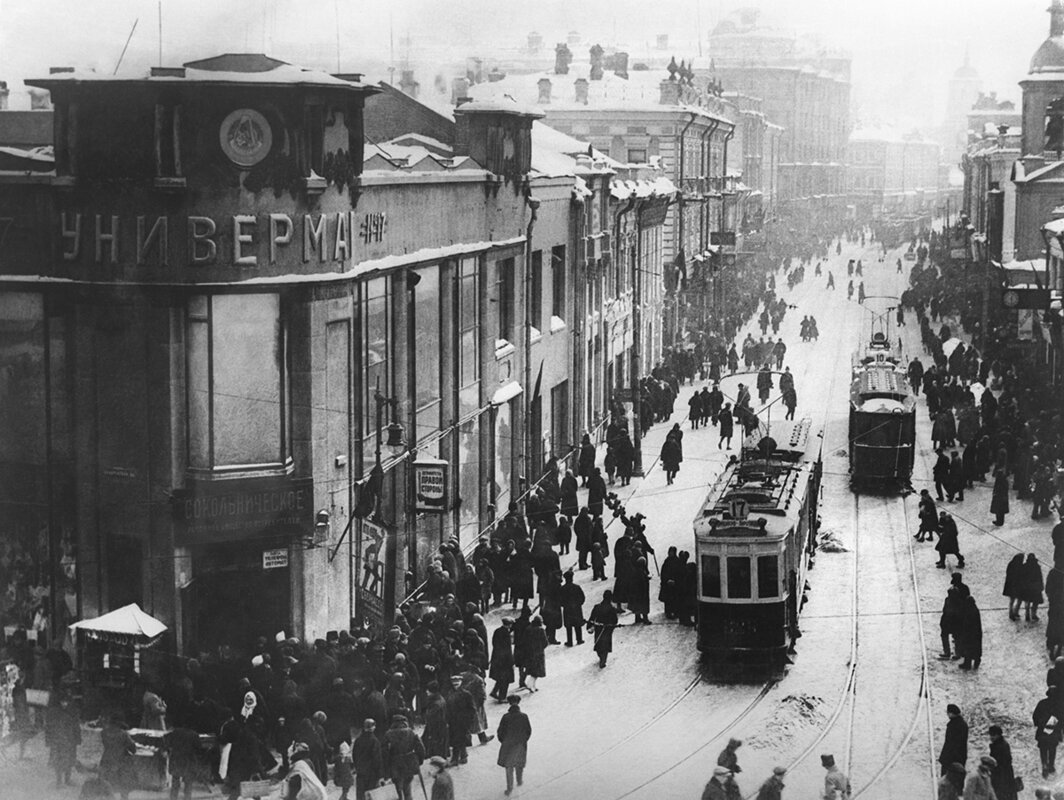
[700,553,779,600]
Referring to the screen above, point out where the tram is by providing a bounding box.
[849,313,917,489]
[693,418,822,660]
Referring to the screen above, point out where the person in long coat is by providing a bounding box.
[615,432,635,486]
[45,692,81,788]
[629,557,652,624]
[420,686,450,758]
[1033,688,1063,778]
[351,719,383,800]
[560,470,579,519]
[383,715,425,800]
[587,468,607,518]
[935,511,964,569]
[991,469,1010,526]
[660,434,682,485]
[962,757,998,800]
[718,404,734,450]
[589,590,620,668]
[659,546,681,619]
[947,452,965,502]
[1021,554,1046,622]
[512,608,533,689]
[428,756,455,800]
[1004,554,1025,621]
[939,704,969,775]
[577,434,596,486]
[578,508,595,570]
[958,596,983,670]
[99,714,137,800]
[522,617,548,692]
[988,725,1017,800]
[444,674,475,765]
[560,571,585,647]
[509,543,535,611]
[496,696,532,795]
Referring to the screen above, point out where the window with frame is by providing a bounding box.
[700,554,721,598]
[459,257,480,413]
[530,250,543,332]
[627,147,647,164]
[551,245,567,320]
[727,556,752,599]
[362,277,391,469]
[757,555,779,598]
[496,257,515,342]
[187,293,289,472]
[413,266,442,449]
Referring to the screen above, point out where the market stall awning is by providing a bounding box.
[69,603,168,646]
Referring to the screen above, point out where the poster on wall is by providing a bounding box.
[414,457,448,513]
[355,519,387,627]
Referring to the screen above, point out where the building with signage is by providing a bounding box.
[0,54,550,660]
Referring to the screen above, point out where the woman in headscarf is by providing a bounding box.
[220,700,276,800]
[283,741,327,800]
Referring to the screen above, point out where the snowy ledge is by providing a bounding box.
[495,339,516,359]
[550,315,567,333]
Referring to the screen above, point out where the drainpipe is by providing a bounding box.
[523,190,540,492]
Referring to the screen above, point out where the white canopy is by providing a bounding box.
[69,603,167,646]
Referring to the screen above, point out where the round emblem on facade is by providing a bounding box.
[1002,289,1020,308]
[219,109,272,167]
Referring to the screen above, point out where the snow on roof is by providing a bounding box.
[28,54,374,93]
[610,175,677,201]
[530,121,616,178]
[465,66,732,123]
[1043,218,1064,235]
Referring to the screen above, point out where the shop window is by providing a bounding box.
[700,554,721,598]
[413,266,441,412]
[551,245,567,319]
[496,257,515,342]
[459,257,480,416]
[727,556,751,599]
[362,277,392,471]
[187,294,289,473]
[758,555,779,598]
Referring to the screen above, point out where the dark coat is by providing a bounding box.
[574,512,592,553]
[509,550,535,600]
[587,473,607,517]
[628,561,651,614]
[560,582,585,627]
[718,409,733,438]
[1020,557,1045,605]
[989,736,1017,800]
[935,516,960,555]
[489,627,514,683]
[420,694,449,758]
[522,623,548,678]
[383,724,425,779]
[560,474,579,518]
[445,687,475,747]
[351,731,383,786]
[496,707,531,768]
[99,724,136,791]
[45,702,82,773]
[958,599,982,660]
[660,437,682,472]
[577,441,596,478]
[991,473,1010,515]
[1003,555,1024,598]
[589,600,619,655]
[938,715,968,767]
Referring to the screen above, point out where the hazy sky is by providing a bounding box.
[0,0,1050,128]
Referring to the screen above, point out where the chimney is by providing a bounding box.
[660,79,681,106]
[554,43,572,75]
[488,67,506,83]
[537,78,552,104]
[0,82,8,111]
[997,124,1009,148]
[27,88,51,110]
[454,103,544,180]
[589,44,605,80]
[574,78,589,105]
[399,69,419,99]
[657,34,669,51]
[613,52,629,80]
[452,76,470,105]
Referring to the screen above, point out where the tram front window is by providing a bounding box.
[758,555,779,598]
[700,555,721,598]
[727,556,751,599]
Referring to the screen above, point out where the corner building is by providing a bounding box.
[0,54,541,658]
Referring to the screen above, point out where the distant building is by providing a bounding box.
[940,49,983,165]
[698,9,850,219]
[848,128,941,219]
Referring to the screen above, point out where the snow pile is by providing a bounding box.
[746,693,828,751]
[817,529,849,552]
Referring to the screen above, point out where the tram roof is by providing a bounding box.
[739,417,818,462]
[850,366,915,407]
[694,457,814,540]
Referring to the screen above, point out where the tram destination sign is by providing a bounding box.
[173,477,314,543]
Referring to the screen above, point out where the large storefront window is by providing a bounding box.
[413,266,441,450]
[457,418,482,541]
[0,293,57,639]
[187,293,289,472]
[362,277,392,472]
[459,257,480,417]
[494,400,514,514]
